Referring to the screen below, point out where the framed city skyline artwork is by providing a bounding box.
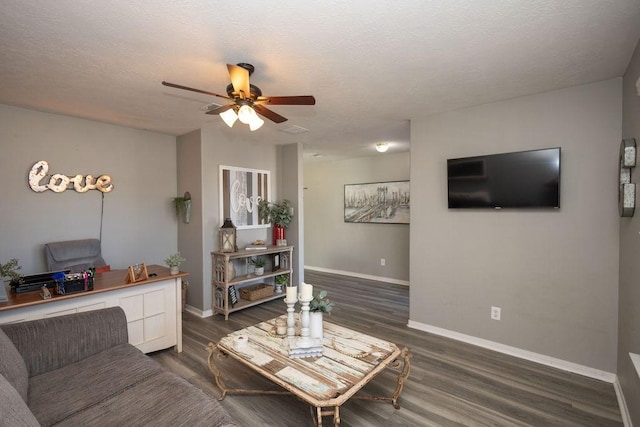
[344,180,410,224]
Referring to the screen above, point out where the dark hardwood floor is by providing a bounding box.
[150,270,622,426]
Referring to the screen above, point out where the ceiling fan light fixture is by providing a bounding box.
[376,142,389,153]
[237,105,256,124]
[249,115,264,131]
[220,108,238,128]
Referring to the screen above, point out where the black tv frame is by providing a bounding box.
[447,147,561,209]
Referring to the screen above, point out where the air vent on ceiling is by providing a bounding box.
[201,103,222,112]
[280,125,309,134]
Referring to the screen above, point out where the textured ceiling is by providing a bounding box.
[1,1,639,161]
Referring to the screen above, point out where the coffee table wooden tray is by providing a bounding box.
[207,315,411,426]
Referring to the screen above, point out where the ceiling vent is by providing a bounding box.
[280,125,309,134]
[201,103,222,112]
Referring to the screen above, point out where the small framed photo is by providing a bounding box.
[126,263,148,283]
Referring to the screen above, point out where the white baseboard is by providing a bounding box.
[304,265,410,286]
[613,376,633,427]
[184,304,213,318]
[407,320,616,383]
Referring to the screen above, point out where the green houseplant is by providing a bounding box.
[309,290,334,314]
[275,273,289,293]
[0,258,23,284]
[258,199,293,244]
[250,256,265,275]
[164,252,186,275]
[172,192,192,224]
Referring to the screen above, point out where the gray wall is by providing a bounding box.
[0,104,177,274]
[177,129,204,309]
[619,39,640,423]
[177,125,282,314]
[410,79,621,372]
[279,143,305,285]
[304,152,410,282]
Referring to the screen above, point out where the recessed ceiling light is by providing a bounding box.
[376,142,389,153]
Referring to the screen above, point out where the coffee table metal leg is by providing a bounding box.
[390,347,412,409]
[352,346,412,409]
[207,342,295,401]
[206,342,230,400]
[312,405,340,426]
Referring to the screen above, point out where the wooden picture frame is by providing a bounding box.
[219,165,270,229]
[344,180,410,224]
[126,263,149,283]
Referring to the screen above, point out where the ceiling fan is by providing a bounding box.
[162,63,316,131]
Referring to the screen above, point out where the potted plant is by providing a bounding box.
[309,289,334,341]
[172,192,192,224]
[0,258,23,285]
[258,199,293,245]
[274,273,288,293]
[164,252,186,275]
[250,256,265,276]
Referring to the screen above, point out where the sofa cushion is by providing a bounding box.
[0,327,28,402]
[56,371,236,427]
[28,343,163,426]
[2,307,128,377]
[0,373,39,427]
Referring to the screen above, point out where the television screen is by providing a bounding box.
[447,147,560,209]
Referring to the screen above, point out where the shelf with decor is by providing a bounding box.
[211,245,293,320]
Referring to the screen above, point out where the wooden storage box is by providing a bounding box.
[240,283,273,301]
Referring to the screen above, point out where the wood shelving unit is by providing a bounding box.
[212,246,293,320]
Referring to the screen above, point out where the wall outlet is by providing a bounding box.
[491,306,501,320]
[380,258,386,266]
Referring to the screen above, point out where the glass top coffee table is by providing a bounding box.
[207,315,411,426]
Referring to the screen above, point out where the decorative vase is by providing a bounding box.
[182,199,192,224]
[309,311,323,342]
[273,224,285,245]
[254,266,264,276]
[275,283,284,293]
[170,266,179,275]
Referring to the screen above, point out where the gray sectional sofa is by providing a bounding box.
[0,307,235,427]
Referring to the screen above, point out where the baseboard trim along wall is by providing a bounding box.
[407,319,634,422]
[304,265,410,286]
[614,376,633,427]
[185,305,213,318]
[407,320,616,383]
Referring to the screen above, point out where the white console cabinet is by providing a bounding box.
[0,265,184,354]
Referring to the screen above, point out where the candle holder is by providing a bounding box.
[296,297,314,348]
[284,298,297,338]
[288,296,323,358]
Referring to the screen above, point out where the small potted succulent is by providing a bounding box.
[250,256,265,276]
[164,252,186,275]
[274,273,289,293]
[0,258,23,285]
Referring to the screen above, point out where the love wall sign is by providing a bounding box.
[28,160,114,193]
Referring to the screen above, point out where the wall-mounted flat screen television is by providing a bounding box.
[447,147,560,209]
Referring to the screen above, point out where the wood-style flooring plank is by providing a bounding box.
[149,270,622,426]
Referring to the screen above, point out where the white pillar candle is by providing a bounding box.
[300,282,313,300]
[286,286,298,302]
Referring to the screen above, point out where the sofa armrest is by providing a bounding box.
[0,307,128,377]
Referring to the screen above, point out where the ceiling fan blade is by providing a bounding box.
[253,104,288,123]
[205,104,235,115]
[227,64,251,99]
[256,95,316,106]
[162,81,230,99]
